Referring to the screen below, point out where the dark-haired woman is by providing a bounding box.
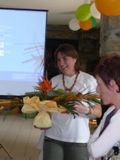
[88,55,120,159]
[43,43,101,160]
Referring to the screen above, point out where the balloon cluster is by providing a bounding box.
[69,0,120,31]
[69,2,100,31]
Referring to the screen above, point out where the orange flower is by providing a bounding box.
[36,77,52,92]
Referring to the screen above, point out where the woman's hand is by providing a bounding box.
[73,103,102,118]
[73,103,90,115]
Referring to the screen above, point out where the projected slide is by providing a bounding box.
[0,8,47,95]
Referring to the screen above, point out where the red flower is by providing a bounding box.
[36,76,52,92]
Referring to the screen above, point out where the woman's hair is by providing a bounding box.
[54,43,81,72]
[95,54,120,92]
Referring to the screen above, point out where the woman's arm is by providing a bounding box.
[88,114,120,158]
[73,104,102,118]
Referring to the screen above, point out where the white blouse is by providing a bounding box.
[88,106,120,159]
[45,71,97,143]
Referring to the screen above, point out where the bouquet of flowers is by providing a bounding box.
[21,76,101,129]
[35,76,101,114]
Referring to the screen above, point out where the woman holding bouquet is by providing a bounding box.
[42,43,102,160]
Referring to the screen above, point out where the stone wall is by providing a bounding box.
[100,15,120,56]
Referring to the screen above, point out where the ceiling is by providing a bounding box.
[0,0,92,25]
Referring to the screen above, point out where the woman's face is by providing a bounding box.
[96,75,113,105]
[56,52,76,76]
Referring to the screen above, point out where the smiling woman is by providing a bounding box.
[45,38,79,79]
[55,44,79,77]
[39,43,101,160]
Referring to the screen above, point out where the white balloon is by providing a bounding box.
[90,3,101,19]
[68,18,80,31]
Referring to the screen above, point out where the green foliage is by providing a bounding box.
[26,89,101,118]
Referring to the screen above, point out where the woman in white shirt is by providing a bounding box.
[88,54,120,159]
[43,43,101,160]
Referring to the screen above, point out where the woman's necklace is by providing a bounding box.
[62,72,79,92]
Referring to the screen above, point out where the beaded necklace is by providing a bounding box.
[62,72,79,92]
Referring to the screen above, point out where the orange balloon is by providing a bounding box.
[95,0,120,16]
[80,19,92,31]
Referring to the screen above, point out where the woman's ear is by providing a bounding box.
[109,80,119,92]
